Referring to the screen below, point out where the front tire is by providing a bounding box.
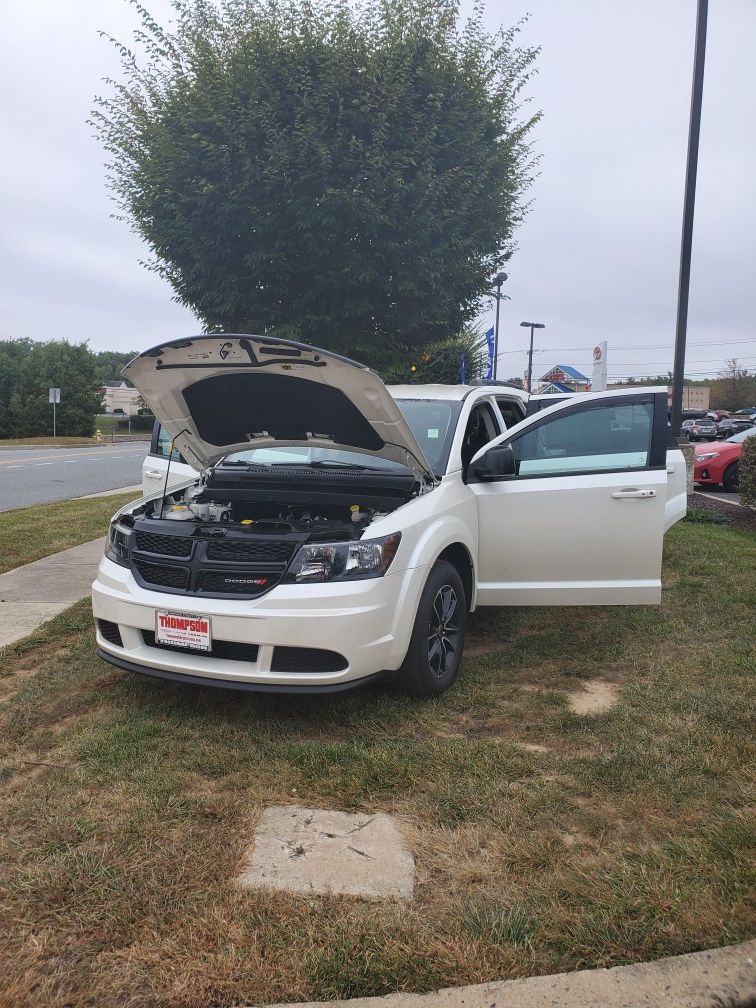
[396,561,467,697]
[723,463,739,492]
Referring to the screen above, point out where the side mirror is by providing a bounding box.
[473,443,516,481]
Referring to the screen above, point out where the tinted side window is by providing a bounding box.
[511,401,654,477]
[154,424,185,463]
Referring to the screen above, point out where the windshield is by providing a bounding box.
[727,429,756,444]
[220,398,461,476]
[221,446,404,470]
[395,399,460,473]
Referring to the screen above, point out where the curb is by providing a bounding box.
[693,490,744,509]
[267,941,756,1008]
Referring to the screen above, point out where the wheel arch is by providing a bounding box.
[436,542,475,612]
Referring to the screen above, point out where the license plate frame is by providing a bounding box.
[155,610,212,652]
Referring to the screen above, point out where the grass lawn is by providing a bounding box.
[0,492,139,574]
[0,517,753,1007]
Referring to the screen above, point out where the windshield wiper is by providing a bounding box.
[269,459,382,471]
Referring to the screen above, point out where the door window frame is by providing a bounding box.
[469,392,669,483]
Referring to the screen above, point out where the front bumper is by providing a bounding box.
[92,556,428,691]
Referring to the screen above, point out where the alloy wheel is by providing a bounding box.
[427,584,459,678]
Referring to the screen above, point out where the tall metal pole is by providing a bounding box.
[53,400,56,439]
[527,325,535,392]
[671,0,708,436]
[492,271,507,380]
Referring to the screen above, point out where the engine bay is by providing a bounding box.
[121,461,425,545]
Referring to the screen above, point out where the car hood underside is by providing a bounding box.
[123,334,435,481]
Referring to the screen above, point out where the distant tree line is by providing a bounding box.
[610,361,756,411]
[0,339,137,439]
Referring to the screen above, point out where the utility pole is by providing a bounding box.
[492,272,508,380]
[521,322,545,392]
[671,0,708,437]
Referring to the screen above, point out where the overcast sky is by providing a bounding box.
[1,0,754,383]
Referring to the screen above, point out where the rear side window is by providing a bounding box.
[153,424,185,463]
[511,400,654,477]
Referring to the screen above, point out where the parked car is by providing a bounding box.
[681,418,719,441]
[694,428,756,492]
[92,335,686,698]
[142,422,198,498]
[717,416,755,439]
[706,410,729,422]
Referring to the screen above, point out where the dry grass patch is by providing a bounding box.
[0,523,754,1006]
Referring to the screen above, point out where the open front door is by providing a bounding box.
[469,390,670,606]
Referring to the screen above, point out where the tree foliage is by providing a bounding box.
[709,360,756,412]
[93,0,539,367]
[381,327,486,384]
[91,350,139,387]
[0,340,104,438]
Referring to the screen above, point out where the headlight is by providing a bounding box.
[696,451,721,462]
[283,533,401,584]
[104,521,131,567]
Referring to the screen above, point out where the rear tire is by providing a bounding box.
[723,463,739,492]
[396,561,467,697]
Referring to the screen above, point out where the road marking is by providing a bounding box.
[35,462,54,466]
[0,447,147,466]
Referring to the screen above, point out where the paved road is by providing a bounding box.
[695,488,742,506]
[0,443,149,512]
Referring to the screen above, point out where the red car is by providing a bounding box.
[694,429,755,492]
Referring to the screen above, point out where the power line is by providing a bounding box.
[497,337,756,355]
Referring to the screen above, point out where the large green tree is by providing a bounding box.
[0,340,103,438]
[93,0,539,367]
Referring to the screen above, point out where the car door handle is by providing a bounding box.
[145,469,163,478]
[611,489,657,499]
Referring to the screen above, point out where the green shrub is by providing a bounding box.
[739,435,756,507]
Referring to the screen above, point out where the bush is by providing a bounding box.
[739,436,756,507]
[116,414,155,432]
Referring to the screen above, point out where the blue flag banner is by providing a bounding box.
[484,326,495,380]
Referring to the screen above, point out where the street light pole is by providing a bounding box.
[671,0,708,437]
[492,271,508,380]
[521,321,545,392]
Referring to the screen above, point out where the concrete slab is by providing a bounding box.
[269,939,756,1008]
[237,805,414,901]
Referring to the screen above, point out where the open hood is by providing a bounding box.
[123,335,435,481]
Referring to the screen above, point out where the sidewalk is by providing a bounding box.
[0,538,104,648]
[273,941,756,1008]
[0,486,141,648]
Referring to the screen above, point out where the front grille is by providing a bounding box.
[198,570,279,595]
[142,631,259,663]
[271,646,348,673]
[206,539,294,563]
[134,531,193,558]
[98,619,123,648]
[133,559,190,590]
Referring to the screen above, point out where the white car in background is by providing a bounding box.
[94,334,686,698]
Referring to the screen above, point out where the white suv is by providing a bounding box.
[92,334,686,697]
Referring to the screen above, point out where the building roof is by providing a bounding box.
[538,381,574,394]
[540,364,589,382]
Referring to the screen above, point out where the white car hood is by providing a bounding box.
[123,334,435,480]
